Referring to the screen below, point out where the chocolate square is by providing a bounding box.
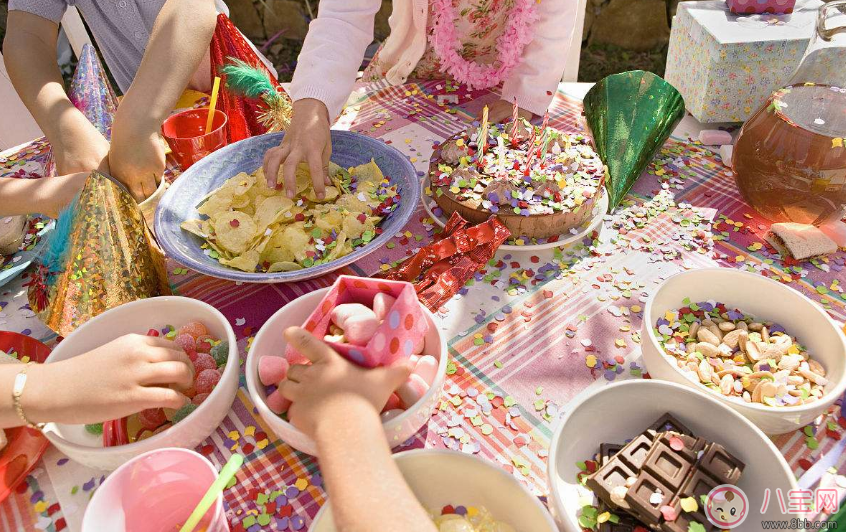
[619,433,655,470]
[648,413,693,436]
[586,461,638,510]
[625,471,673,524]
[642,441,694,492]
[699,443,744,485]
[680,469,719,500]
[600,443,624,466]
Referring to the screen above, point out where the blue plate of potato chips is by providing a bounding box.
[155,131,420,283]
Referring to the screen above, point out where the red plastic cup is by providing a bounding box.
[161,109,228,170]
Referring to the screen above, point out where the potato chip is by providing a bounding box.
[267,261,302,273]
[350,159,384,183]
[213,212,257,254]
[254,195,294,231]
[220,249,260,272]
[182,157,399,273]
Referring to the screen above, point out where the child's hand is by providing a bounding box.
[279,327,412,438]
[109,129,166,202]
[24,334,193,425]
[262,99,332,200]
[482,99,534,124]
[52,127,111,177]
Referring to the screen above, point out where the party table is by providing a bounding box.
[1,81,844,532]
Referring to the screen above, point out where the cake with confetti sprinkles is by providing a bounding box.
[430,504,516,532]
[429,119,605,239]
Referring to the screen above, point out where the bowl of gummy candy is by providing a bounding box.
[310,449,558,531]
[246,282,447,456]
[642,268,846,435]
[42,296,238,470]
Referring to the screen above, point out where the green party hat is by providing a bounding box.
[583,71,685,212]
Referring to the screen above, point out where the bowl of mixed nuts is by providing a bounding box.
[642,268,846,435]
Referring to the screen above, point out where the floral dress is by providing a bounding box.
[364,0,517,81]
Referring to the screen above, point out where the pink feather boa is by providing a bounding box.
[430,0,539,90]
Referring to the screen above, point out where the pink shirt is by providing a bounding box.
[289,0,579,119]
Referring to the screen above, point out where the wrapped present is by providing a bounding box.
[665,0,822,123]
[286,276,428,368]
[727,0,797,15]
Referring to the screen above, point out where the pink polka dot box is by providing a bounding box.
[284,275,429,368]
[726,0,796,15]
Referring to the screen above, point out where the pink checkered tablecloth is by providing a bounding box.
[1,80,844,532]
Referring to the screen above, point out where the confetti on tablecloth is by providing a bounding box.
[1,80,845,532]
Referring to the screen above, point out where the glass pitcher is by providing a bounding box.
[732,1,846,225]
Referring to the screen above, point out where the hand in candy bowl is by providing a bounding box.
[42,297,238,471]
[246,285,447,456]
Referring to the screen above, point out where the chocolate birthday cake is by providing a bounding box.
[428,119,606,239]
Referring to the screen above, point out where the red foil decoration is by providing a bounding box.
[377,213,510,312]
[209,14,285,143]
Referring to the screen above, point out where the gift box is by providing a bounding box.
[286,276,428,368]
[727,0,796,15]
[665,0,822,123]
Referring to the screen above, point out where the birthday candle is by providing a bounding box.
[523,126,539,174]
[478,105,489,157]
[510,97,519,140]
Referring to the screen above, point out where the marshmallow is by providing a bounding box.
[330,303,375,329]
[380,409,404,422]
[372,293,397,321]
[266,389,291,414]
[409,354,421,366]
[344,313,380,345]
[719,144,734,168]
[413,355,439,386]
[258,356,289,386]
[396,373,430,409]
[699,129,733,146]
[383,392,402,412]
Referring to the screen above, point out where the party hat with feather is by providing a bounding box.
[27,172,170,336]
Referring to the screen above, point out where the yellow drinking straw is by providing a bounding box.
[179,453,243,532]
[204,76,221,134]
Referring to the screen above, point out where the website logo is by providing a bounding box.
[706,485,749,529]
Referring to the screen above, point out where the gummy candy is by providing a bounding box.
[138,408,167,431]
[85,423,103,435]
[192,353,217,375]
[195,334,215,353]
[178,321,208,339]
[192,392,210,406]
[195,368,221,395]
[173,334,197,358]
[172,403,198,423]
[210,341,229,367]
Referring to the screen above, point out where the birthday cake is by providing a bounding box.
[429,119,606,239]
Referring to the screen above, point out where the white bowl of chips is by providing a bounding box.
[641,268,846,435]
[310,449,558,531]
[245,287,447,456]
[41,297,238,471]
[155,131,420,283]
[548,380,797,532]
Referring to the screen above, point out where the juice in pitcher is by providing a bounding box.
[732,2,846,225]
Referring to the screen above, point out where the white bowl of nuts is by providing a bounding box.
[642,268,846,435]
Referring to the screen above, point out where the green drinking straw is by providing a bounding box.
[179,453,244,532]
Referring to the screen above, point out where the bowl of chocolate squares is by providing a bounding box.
[547,380,797,532]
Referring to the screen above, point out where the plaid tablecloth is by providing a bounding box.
[1,80,845,532]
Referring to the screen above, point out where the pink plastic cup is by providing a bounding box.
[161,109,228,170]
[82,448,228,532]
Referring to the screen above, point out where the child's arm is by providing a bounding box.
[280,327,438,532]
[263,0,382,198]
[499,0,578,119]
[109,0,218,201]
[0,173,88,218]
[3,9,111,176]
[0,334,193,429]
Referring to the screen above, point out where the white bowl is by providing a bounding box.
[310,449,558,532]
[548,380,798,532]
[245,287,447,456]
[43,296,238,470]
[642,267,846,434]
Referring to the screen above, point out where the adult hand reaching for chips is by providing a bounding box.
[263,98,332,200]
